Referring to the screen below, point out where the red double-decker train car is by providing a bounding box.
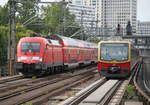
[97,41,139,78]
[16,34,97,76]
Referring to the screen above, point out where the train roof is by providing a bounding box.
[98,41,131,45]
[18,35,97,48]
[47,35,97,48]
[19,37,47,42]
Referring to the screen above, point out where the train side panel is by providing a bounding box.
[52,45,63,67]
[63,47,80,69]
[17,35,98,76]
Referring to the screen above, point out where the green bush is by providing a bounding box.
[126,84,136,99]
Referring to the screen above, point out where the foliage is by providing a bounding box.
[32,76,37,79]
[0,5,9,25]
[16,0,40,32]
[0,1,80,73]
[0,25,32,73]
[0,26,8,71]
[42,2,80,36]
[88,37,101,43]
[16,0,39,23]
[16,24,32,42]
[126,84,136,99]
[21,102,32,105]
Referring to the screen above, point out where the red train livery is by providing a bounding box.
[16,34,97,76]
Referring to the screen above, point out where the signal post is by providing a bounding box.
[8,0,17,75]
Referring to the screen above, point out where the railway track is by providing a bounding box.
[58,60,141,105]
[134,57,150,105]
[0,60,141,105]
[59,79,119,105]
[0,66,97,105]
[0,65,96,90]
[43,73,101,105]
[0,75,24,84]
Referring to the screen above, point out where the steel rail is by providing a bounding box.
[0,67,96,101]
[0,73,95,105]
[0,66,96,94]
[96,60,141,105]
[107,60,141,105]
[143,63,150,93]
[30,75,96,105]
[58,77,107,105]
[0,67,97,105]
[0,75,24,84]
[60,59,141,105]
[98,80,121,105]
[134,58,150,103]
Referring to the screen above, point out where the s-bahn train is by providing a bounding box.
[97,41,139,78]
[16,34,97,76]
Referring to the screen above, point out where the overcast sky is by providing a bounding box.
[137,0,150,21]
[0,0,150,21]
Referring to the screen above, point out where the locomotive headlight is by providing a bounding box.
[32,57,42,61]
[39,57,42,62]
[17,56,27,61]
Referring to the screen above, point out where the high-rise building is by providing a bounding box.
[69,0,137,36]
[68,4,96,28]
[136,21,150,36]
[68,0,96,31]
[100,0,137,35]
[71,0,97,6]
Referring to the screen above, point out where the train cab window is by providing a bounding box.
[21,42,40,53]
[51,40,60,46]
[100,43,128,61]
[47,39,52,45]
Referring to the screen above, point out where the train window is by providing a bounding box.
[51,40,60,46]
[21,42,40,53]
[100,43,128,61]
[47,39,52,45]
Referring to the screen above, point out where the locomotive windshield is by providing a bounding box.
[100,43,128,61]
[21,42,40,53]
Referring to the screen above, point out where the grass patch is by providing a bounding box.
[32,76,36,79]
[21,102,32,105]
[126,84,136,99]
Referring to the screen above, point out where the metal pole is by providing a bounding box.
[63,0,65,35]
[8,0,16,75]
[81,10,84,40]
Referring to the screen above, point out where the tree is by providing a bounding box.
[87,36,101,43]
[16,0,39,23]
[0,5,9,75]
[0,2,35,75]
[16,0,41,32]
[0,5,9,25]
[0,26,8,72]
[16,24,33,42]
[42,2,79,36]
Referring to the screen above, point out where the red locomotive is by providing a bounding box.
[16,34,97,76]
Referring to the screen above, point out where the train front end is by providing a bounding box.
[16,37,46,76]
[97,41,131,78]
